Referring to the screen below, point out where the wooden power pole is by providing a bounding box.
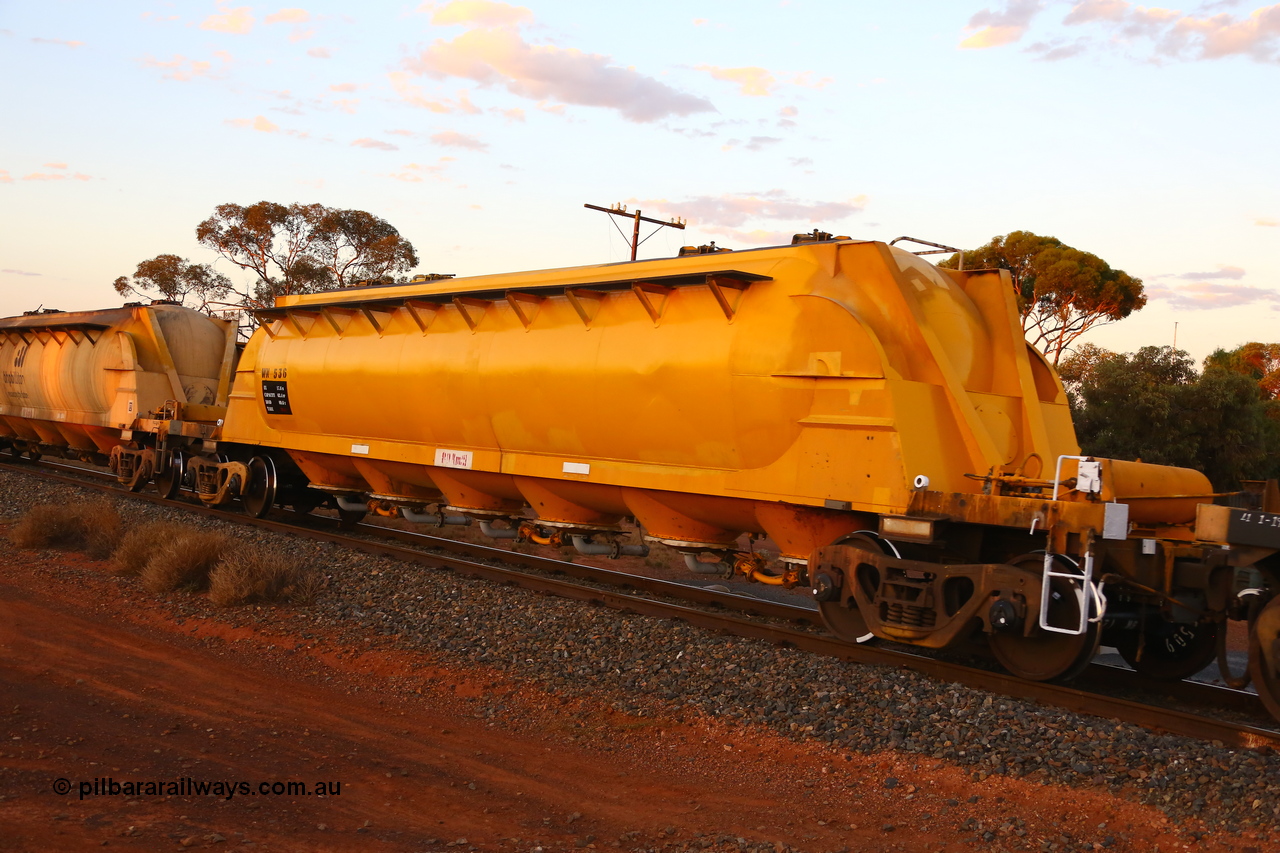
[584,203,686,261]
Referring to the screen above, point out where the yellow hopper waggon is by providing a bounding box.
[5,234,1280,721]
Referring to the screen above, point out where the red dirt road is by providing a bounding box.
[0,542,1264,852]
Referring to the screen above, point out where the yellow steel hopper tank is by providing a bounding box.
[3,238,1252,698]
[223,238,1208,563]
[0,302,236,461]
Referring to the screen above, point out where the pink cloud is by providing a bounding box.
[0,169,12,184]
[789,71,834,90]
[387,73,485,114]
[707,229,797,247]
[31,37,84,48]
[635,190,867,230]
[1056,2,1280,63]
[138,53,230,81]
[2,269,41,276]
[454,89,481,114]
[43,161,68,169]
[385,158,453,183]
[492,106,525,122]
[226,115,281,132]
[1257,217,1279,227]
[960,0,1044,49]
[431,130,488,150]
[307,47,331,58]
[427,1,534,28]
[264,8,310,24]
[1024,38,1089,61]
[1148,281,1280,310]
[330,82,359,92]
[200,5,254,35]
[697,66,832,97]
[721,136,783,152]
[352,138,399,151]
[1063,0,1128,25]
[698,66,776,96]
[23,170,91,181]
[1175,265,1247,281]
[404,28,715,122]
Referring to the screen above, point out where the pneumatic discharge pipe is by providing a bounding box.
[478,521,519,539]
[684,553,727,574]
[401,507,470,527]
[570,535,648,558]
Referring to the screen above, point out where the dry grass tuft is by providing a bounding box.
[111,521,191,577]
[8,504,79,549]
[208,544,319,607]
[8,500,121,558]
[78,500,123,559]
[140,531,230,593]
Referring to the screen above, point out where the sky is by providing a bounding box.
[1,0,1278,363]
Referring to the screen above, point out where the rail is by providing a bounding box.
[5,458,1277,751]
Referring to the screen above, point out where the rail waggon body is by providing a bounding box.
[5,236,1280,721]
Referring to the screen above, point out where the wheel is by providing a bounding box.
[1218,591,1264,689]
[989,554,1100,682]
[240,456,278,518]
[337,507,367,528]
[1115,618,1218,681]
[1247,596,1280,722]
[153,452,185,500]
[816,532,899,645]
[286,490,324,519]
[4,442,30,463]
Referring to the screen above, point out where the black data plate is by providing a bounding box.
[261,381,293,415]
[1226,509,1280,549]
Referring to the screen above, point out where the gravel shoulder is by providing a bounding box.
[1,466,1276,853]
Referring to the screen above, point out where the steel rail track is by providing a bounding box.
[8,459,1279,751]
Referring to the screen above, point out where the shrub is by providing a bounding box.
[139,531,229,593]
[111,521,191,577]
[8,499,121,558]
[78,500,123,559]
[208,544,319,606]
[8,505,79,549]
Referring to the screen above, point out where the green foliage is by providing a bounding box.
[1068,345,1280,490]
[939,231,1145,365]
[1057,342,1117,397]
[112,254,233,313]
[195,201,419,308]
[1204,342,1280,399]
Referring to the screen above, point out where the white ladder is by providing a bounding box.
[1039,550,1097,635]
[1040,454,1103,635]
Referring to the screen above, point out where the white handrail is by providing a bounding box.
[1051,454,1089,501]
